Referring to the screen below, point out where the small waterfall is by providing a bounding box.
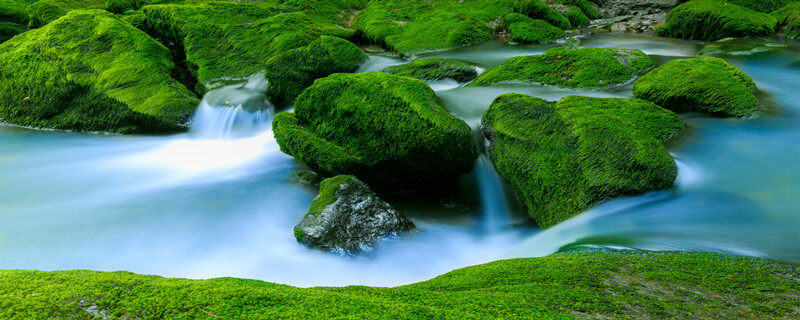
[190,75,273,139]
[476,154,512,234]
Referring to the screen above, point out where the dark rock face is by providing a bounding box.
[588,0,678,32]
[294,175,415,254]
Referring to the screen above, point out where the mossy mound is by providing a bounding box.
[471,47,655,88]
[3,251,798,319]
[105,0,148,14]
[381,58,479,82]
[772,2,800,39]
[264,36,366,106]
[142,1,359,92]
[0,22,25,43]
[513,0,572,29]
[482,94,684,228]
[294,175,415,254]
[26,0,106,28]
[714,0,797,13]
[633,57,763,117]
[0,0,33,25]
[502,13,566,44]
[656,0,777,41]
[0,10,198,133]
[566,5,591,27]
[273,72,477,188]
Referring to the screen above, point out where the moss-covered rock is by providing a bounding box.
[0,22,25,43]
[471,47,655,88]
[0,0,33,25]
[513,0,572,29]
[502,13,566,44]
[105,0,147,14]
[273,72,477,188]
[565,5,591,27]
[294,175,414,254]
[264,36,366,106]
[26,0,106,28]
[772,2,800,39]
[633,57,763,117]
[655,0,777,41]
[142,1,359,92]
[715,0,797,13]
[381,58,479,82]
[482,94,684,228]
[0,10,198,133]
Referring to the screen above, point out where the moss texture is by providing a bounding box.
[566,5,591,27]
[2,251,799,319]
[502,13,566,44]
[26,0,107,28]
[656,0,777,41]
[513,0,572,29]
[142,1,359,92]
[0,10,198,133]
[472,47,655,88]
[482,94,684,228]
[633,57,763,117]
[273,72,477,188]
[0,0,33,26]
[264,36,366,106]
[381,58,479,82]
[715,0,798,13]
[772,2,800,38]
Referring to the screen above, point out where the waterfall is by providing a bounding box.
[476,154,512,234]
[190,74,273,139]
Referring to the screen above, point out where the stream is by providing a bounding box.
[1,33,799,287]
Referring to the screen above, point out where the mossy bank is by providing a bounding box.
[2,251,799,319]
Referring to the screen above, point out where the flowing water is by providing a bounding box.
[1,33,799,287]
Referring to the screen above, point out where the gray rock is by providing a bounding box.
[294,175,415,254]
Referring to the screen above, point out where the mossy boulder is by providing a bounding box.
[0,22,25,43]
[633,57,763,117]
[0,10,198,133]
[294,175,415,254]
[142,1,358,92]
[26,0,106,28]
[471,47,655,88]
[273,72,477,188]
[502,13,566,44]
[264,36,366,106]
[513,0,572,29]
[655,0,777,41]
[566,6,591,27]
[715,0,797,13]
[772,2,800,39]
[381,58,479,82]
[0,0,33,25]
[105,0,148,14]
[482,94,684,228]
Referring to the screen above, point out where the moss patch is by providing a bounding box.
[656,0,777,41]
[713,0,798,13]
[264,36,366,106]
[772,2,800,39]
[2,251,799,319]
[502,13,566,44]
[0,9,198,133]
[471,46,655,88]
[482,94,684,228]
[273,72,477,188]
[26,0,107,28]
[381,58,479,82]
[513,0,572,29]
[633,57,764,117]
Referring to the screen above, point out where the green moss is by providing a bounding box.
[0,10,198,133]
[265,36,365,106]
[565,6,590,27]
[307,175,356,217]
[381,58,479,82]
[106,0,147,14]
[26,0,106,28]
[513,0,572,29]
[0,0,33,25]
[656,0,777,41]
[502,13,566,44]
[772,2,800,38]
[0,22,25,43]
[713,0,797,13]
[142,1,357,92]
[557,0,602,19]
[482,94,684,228]
[633,57,763,117]
[471,47,655,88]
[273,72,477,188]
[2,251,799,319]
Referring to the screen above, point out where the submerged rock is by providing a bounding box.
[698,38,785,56]
[655,0,776,41]
[501,13,566,44]
[294,175,415,254]
[482,94,684,228]
[265,36,366,106]
[471,46,655,88]
[273,72,477,188]
[0,10,198,133]
[633,57,763,117]
[381,58,478,83]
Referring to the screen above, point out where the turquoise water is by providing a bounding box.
[1,33,799,286]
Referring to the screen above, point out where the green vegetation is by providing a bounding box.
[633,57,764,117]
[513,0,572,29]
[264,36,366,106]
[273,72,476,188]
[713,0,798,13]
[105,0,147,14]
[26,0,106,28]
[142,1,358,92]
[557,0,602,19]
[382,58,479,82]
[471,47,655,88]
[656,0,777,41]
[3,250,799,319]
[566,6,591,27]
[502,13,566,44]
[0,10,198,133]
[772,2,800,38]
[482,94,684,228]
